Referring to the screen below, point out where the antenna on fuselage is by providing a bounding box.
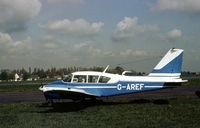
[103,65,109,73]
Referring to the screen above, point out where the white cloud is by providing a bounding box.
[73,42,102,57]
[74,42,90,49]
[120,49,147,57]
[41,35,61,49]
[45,18,104,36]
[48,0,83,4]
[0,0,41,32]
[112,17,159,41]
[167,29,182,39]
[152,0,200,13]
[9,37,32,55]
[0,32,32,56]
[43,43,58,49]
[0,32,13,46]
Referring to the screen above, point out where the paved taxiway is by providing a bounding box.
[0,86,200,104]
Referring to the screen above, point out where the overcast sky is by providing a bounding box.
[0,0,200,72]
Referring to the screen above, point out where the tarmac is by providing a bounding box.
[0,85,200,104]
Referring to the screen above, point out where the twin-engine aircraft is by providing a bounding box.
[39,48,187,102]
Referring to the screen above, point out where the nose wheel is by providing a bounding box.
[45,98,54,106]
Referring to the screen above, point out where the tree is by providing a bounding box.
[23,72,31,81]
[0,71,8,81]
[114,66,125,74]
[38,69,47,79]
[8,71,15,80]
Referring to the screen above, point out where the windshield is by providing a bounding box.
[63,74,72,82]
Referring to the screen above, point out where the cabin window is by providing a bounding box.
[88,75,98,83]
[99,76,110,83]
[73,75,87,83]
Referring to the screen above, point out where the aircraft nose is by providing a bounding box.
[39,86,43,91]
[39,85,46,91]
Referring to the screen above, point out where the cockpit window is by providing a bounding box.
[63,74,72,82]
[99,76,110,83]
[88,75,98,83]
[73,75,87,83]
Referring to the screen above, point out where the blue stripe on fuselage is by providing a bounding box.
[45,81,166,97]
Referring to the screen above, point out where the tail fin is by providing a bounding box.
[149,48,184,77]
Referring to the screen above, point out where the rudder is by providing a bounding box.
[149,48,184,77]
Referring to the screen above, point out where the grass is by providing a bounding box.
[0,77,200,128]
[0,80,53,85]
[0,84,41,92]
[0,96,200,128]
[183,77,200,86]
[0,80,53,92]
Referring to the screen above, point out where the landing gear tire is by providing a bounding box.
[46,99,54,106]
[72,98,85,103]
